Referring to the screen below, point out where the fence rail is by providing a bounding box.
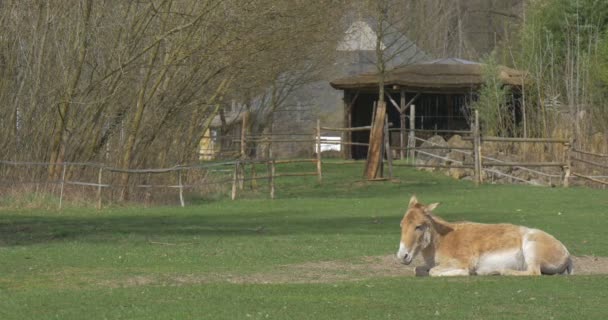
[462,136,570,143]
[572,149,608,158]
[0,157,322,209]
[4,114,606,211]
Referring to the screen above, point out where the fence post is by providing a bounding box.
[473,109,483,186]
[408,105,416,161]
[250,162,257,190]
[231,161,239,200]
[400,113,406,160]
[59,163,67,209]
[384,116,393,179]
[316,119,322,184]
[178,169,185,207]
[269,160,275,199]
[240,111,249,158]
[562,140,572,187]
[97,167,103,210]
[399,89,406,160]
[267,134,273,160]
[238,162,245,190]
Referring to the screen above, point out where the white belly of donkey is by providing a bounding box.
[475,249,525,275]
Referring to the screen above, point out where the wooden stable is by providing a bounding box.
[331,58,525,159]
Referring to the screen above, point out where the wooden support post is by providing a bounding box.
[477,115,483,185]
[316,119,322,184]
[347,108,352,160]
[400,113,406,160]
[473,110,479,185]
[97,167,103,210]
[269,160,275,199]
[473,110,483,186]
[399,89,406,160]
[231,162,238,200]
[408,105,416,161]
[344,91,359,160]
[238,162,244,190]
[240,111,249,158]
[59,164,67,209]
[178,169,185,207]
[250,163,257,190]
[365,101,387,179]
[384,117,393,179]
[563,140,572,187]
[343,92,350,160]
[264,136,271,160]
[268,128,273,160]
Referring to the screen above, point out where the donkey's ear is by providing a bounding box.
[426,202,440,212]
[408,195,418,208]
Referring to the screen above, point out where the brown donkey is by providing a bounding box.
[396,196,573,276]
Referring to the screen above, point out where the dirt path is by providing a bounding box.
[221,255,608,284]
[104,255,608,288]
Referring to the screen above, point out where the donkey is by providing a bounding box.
[396,196,573,276]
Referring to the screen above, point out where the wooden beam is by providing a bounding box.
[462,136,569,143]
[473,110,482,185]
[401,93,421,113]
[571,172,608,186]
[316,119,322,184]
[408,105,416,160]
[351,91,360,105]
[571,157,608,170]
[400,89,406,160]
[481,162,567,167]
[392,163,474,169]
[572,149,608,158]
[365,101,387,180]
[385,92,401,114]
[384,117,393,179]
[345,90,359,160]
[343,92,349,160]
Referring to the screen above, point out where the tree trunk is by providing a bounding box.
[364,0,388,179]
[119,41,161,201]
[48,0,93,178]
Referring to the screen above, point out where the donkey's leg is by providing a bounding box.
[499,266,542,276]
[498,240,543,276]
[415,266,430,277]
[429,266,470,277]
[519,229,572,275]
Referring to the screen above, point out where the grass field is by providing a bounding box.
[1,162,607,319]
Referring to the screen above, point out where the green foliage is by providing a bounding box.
[508,0,608,137]
[587,32,608,131]
[472,54,513,136]
[596,36,608,85]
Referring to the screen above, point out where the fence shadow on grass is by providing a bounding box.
[0,170,470,247]
[0,211,403,247]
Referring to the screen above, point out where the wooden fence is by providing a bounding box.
[570,149,608,187]
[384,109,570,187]
[3,109,606,210]
[0,157,322,210]
[234,108,584,187]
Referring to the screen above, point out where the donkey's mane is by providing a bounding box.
[427,213,453,235]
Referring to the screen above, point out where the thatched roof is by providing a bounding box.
[330,58,525,91]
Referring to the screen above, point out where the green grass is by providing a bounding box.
[1,162,607,319]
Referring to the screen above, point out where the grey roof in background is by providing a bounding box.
[420,58,480,65]
[330,58,525,91]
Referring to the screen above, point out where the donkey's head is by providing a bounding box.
[396,195,439,265]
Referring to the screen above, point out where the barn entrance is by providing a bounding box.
[349,92,475,159]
